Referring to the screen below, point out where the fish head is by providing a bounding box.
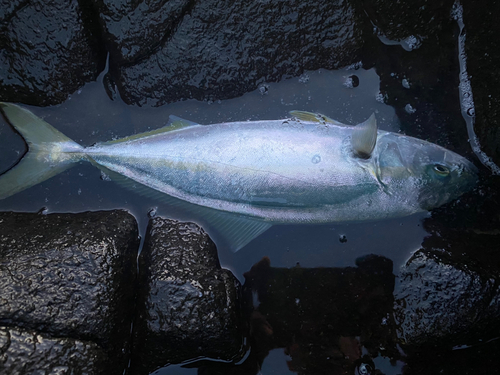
[376,133,478,210]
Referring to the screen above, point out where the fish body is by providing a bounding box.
[0,103,478,250]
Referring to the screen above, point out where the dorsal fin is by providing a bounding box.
[289,110,349,126]
[167,115,200,127]
[102,115,200,145]
[351,113,377,159]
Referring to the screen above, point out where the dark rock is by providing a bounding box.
[360,9,471,157]
[242,255,396,375]
[0,210,139,371]
[95,0,192,65]
[358,0,455,43]
[402,338,500,375]
[0,0,105,106]
[394,176,500,347]
[105,0,362,106]
[131,217,245,374]
[462,0,500,167]
[394,250,499,346]
[0,325,108,374]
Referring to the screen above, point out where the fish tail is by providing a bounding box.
[0,102,84,200]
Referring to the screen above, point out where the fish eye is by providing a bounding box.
[433,164,450,176]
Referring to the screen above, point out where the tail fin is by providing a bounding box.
[0,103,83,199]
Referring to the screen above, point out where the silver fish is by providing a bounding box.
[0,103,478,251]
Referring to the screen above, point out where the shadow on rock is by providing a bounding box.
[197,254,397,375]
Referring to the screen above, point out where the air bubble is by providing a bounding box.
[466,107,475,116]
[375,92,386,103]
[258,84,269,95]
[339,234,347,243]
[148,208,157,218]
[298,74,309,84]
[402,78,410,89]
[343,75,359,88]
[356,363,372,375]
[402,35,422,51]
[405,104,416,114]
[311,154,321,164]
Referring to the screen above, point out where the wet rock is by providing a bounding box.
[104,0,362,106]
[358,0,455,43]
[0,0,105,106]
[361,13,471,157]
[242,255,396,374]
[394,176,500,347]
[0,325,108,374]
[131,217,245,374]
[394,250,499,346]
[95,0,192,65]
[402,338,500,375]
[0,210,139,371]
[461,0,500,167]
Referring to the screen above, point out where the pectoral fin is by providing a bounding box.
[351,113,378,159]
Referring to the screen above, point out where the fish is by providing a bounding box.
[0,103,478,251]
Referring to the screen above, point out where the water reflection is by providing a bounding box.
[2,66,493,375]
[0,67,421,284]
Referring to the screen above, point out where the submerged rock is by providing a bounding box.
[241,255,396,375]
[0,0,105,105]
[0,210,139,372]
[131,217,246,374]
[0,325,108,374]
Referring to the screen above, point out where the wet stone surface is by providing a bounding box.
[462,0,500,167]
[0,210,139,372]
[0,0,105,106]
[359,0,455,42]
[111,0,362,106]
[394,176,500,347]
[394,250,500,346]
[131,217,246,374]
[0,325,108,374]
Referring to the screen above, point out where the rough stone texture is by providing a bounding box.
[95,0,192,64]
[0,325,108,375]
[462,0,500,167]
[0,0,105,106]
[0,210,139,371]
[104,0,362,106]
[131,217,245,374]
[394,176,500,347]
[394,251,499,346]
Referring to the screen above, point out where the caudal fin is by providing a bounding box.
[0,103,83,199]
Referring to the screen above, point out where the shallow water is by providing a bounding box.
[0,67,429,281]
[0,65,472,375]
